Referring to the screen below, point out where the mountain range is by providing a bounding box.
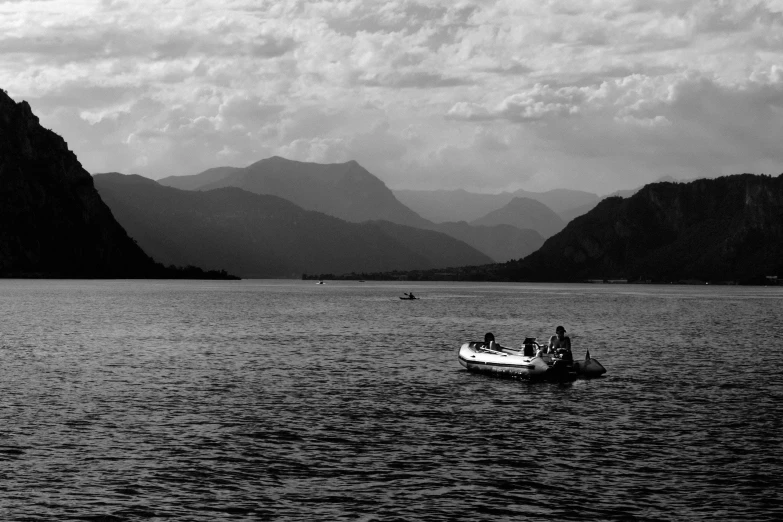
[374,174,783,284]
[0,85,546,277]
[94,173,493,278]
[159,158,547,261]
[6,90,775,284]
[393,187,599,226]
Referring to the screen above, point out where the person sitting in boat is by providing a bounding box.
[549,325,573,362]
[483,332,507,353]
[408,292,415,299]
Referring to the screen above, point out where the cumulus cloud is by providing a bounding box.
[1,0,783,193]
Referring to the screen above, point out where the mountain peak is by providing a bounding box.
[159,157,431,228]
[508,196,548,208]
[472,196,565,238]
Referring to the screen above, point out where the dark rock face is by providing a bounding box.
[0,90,158,277]
[515,174,783,282]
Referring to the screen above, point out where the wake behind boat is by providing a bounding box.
[457,338,606,381]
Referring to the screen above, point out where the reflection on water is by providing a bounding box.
[1,280,781,520]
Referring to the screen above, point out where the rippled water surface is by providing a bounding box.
[1,280,782,520]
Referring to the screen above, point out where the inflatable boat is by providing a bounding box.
[457,339,606,381]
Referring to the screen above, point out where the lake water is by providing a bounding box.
[0,280,781,521]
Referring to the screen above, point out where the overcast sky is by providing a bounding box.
[2,0,783,193]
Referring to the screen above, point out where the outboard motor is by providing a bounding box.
[547,357,577,382]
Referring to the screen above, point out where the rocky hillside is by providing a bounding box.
[95,173,493,278]
[159,156,431,228]
[0,90,163,277]
[511,174,783,282]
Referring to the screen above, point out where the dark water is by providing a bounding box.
[1,280,781,520]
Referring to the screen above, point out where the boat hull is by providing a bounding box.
[458,342,605,381]
[458,342,554,380]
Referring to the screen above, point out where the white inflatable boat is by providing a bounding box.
[457,339,606,381]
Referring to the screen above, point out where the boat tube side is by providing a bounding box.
[458,342,550,379]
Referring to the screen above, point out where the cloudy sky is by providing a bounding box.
[2,0,783,193]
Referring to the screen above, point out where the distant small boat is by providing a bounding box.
[399,296,418,300]
[316,281,324,285]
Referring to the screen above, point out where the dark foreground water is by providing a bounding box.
[0,280,781,521]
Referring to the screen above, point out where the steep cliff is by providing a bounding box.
[0,90,160,277]
[514,174,783,282]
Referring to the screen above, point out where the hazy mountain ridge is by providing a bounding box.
[470,197,566,238]
[159,166,242,190]
[393,189,515,223]
[159,157,546,262]
[430,222,544,263]
[95,173,493,278]
[393,187,598,229]
[499,174,783,282]
[160,156,431,228]
[0,91,163,277]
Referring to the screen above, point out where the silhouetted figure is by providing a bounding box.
[549,325,573,362]
[484,332,508,353]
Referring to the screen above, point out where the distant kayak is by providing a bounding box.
[399,296,418,300]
